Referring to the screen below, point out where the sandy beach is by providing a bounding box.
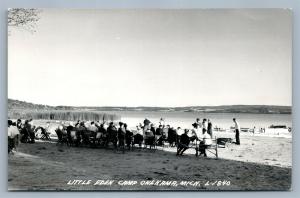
[8,132,291,191]
[7,7,293,192]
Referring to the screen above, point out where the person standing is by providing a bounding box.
[196,118,202,128]
[202,119,208,133]
[118,122,126,148]
[233,118,240,145]
[8,120,20,153]
[16,119,22,130]
[191,123,202,143]
[207,119,213,138]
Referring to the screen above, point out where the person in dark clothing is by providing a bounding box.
[66,125,75,145]
[118,122,126,148]
[175,127,183,146]
[148,123,156,147]
[150,124,156,136]
[143,118,151,126]
[155,125,163,135]
[235,131,240,145]
[176,129,190,156]
[168,127,177,147]
[20,125,29,143]
[25,119,35,143]
[98,124,107,146]
[107,122,118,148]
[124,123,133,150]
[154,125,163,146]
[78,122,90,145]
[197,141,207,157]
[207,119,213,138]
[16,119,22,130]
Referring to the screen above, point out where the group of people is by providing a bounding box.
[8,118,39,153]
[8,117,241,156]
[54,119,155,149]
[177,118,241,156]
[176,118,214,156]
[55,119,183,150]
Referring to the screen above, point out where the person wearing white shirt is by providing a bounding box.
[136,125,144,136]
[8,121,20,138]
[233,118,240,145]
[196,118,202,128]
[203,130,212,146]
[133,125,144,147]
[86,122,97,132]
[176,127,184,136]
[191,123,202,143]
[196,128,212,157]
[8,120,20,153]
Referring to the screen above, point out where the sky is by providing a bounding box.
[8,9,292,107]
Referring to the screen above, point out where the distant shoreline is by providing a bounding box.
[8,99,292,114]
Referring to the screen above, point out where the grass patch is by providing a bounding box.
[8,109,120,122]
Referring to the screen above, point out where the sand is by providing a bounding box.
[8,132,291,191]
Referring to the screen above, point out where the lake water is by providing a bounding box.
[100,111,292,130]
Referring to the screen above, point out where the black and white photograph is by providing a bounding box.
[7,9,292,191]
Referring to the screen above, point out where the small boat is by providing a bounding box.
[240,128,250,132]
[265,125,291,135]
[269,125,287,129]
